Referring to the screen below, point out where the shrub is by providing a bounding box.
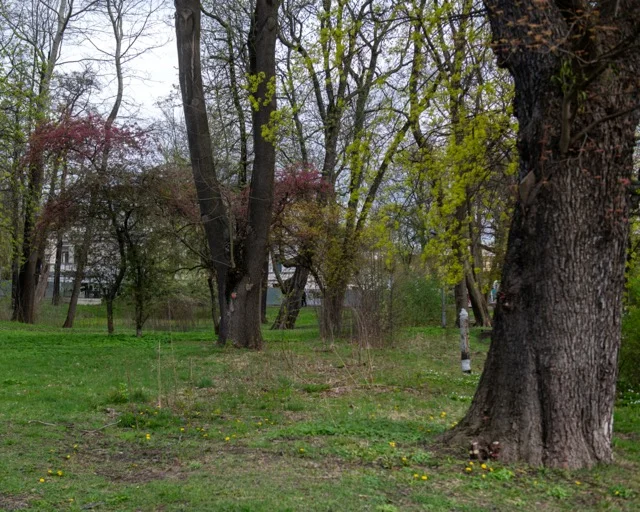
[620,274,640,391]
[391,273,443,327]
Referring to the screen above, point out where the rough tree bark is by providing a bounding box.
[446,0,640,468]
[227,0,279,349]
[13,0,72,323]
[272,264,310,330]
[175,0,232,344]
[175,0,279,348]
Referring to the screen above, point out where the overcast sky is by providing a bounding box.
[59,1,179,122]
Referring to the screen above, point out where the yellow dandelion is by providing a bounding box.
[47,469,53,475]
[489,467,494,472]
[224,436,230,441]
[180,427,185,432]
[413,473,420,479]
[257,422,262,426]
[299,448,305,453]
[145,433,151,440]
[421,475,428,481]
[73,444,78,450]
[468,461,474,466]
[57,470,63,477]
[465,467,472,472]
[575,481,581,486]
[401,457,408,463]
[389,441,396,448]
[65,454,71,459]
[39,478,45,483]
[482,474,486,479]
[481,463,487,470]
[429,416,434,420]
[440,411,447,418]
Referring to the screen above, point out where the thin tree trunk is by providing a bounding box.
[466,268,491,327]
[207,273,220,335]
[261,259,269,324]
[135,287,144,338]
[272,265,309,330]
[106,297,115,334]
[35,260,50,305]
[63,217,94,328]
[454,279,468,328]
[52,233,63,305]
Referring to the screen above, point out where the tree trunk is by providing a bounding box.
[175,0,232,345]
[106,297,115,335]
[63,217,94,329]
[226,0,279,349]
[448,0,640,468]
[261,259,269,324]
[52,233,63,305]
[14,239,39,323]
[35,260,50,305]
[134,289,144,338]
[62,246,86,329]
[206,273,220,335]
[453,279,468,328]
[272,265,309,330]
[320,283,347,341]
[12,0,70,324]
[466,268,491,327]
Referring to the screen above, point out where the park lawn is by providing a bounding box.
[0,309,638,511]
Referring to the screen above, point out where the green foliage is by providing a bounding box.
[392,273,443,327]
[621,272,640,390]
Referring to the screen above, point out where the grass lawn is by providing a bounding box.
[0,308,638,511]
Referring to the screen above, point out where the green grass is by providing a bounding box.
[0,309,638,511]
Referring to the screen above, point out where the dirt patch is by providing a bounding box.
[0,493,32,511]
[73,440,185,484]
[320,386,353,397]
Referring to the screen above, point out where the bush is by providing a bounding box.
[620,275,640,391]
[391,273,443,327]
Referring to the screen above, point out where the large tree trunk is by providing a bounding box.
[175,0,232,345]
[13,168,43,323]
[227,0,279,349]
[447,0,640,468]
